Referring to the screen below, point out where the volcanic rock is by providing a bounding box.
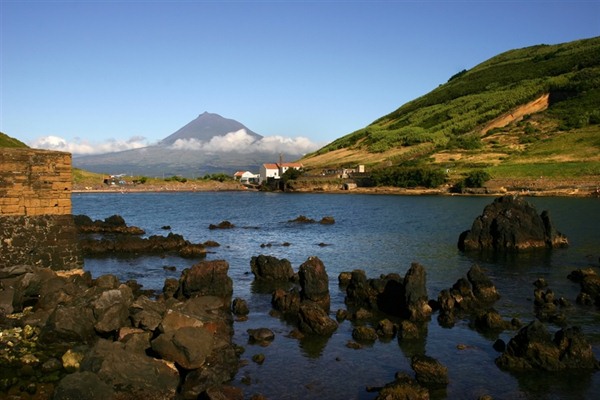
[458,195,569,251]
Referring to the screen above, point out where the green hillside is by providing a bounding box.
[0,132,28,148]
[301,36,600,186]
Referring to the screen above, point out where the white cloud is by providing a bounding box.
[29,135,150,155]
[28,129,323,156]
[170,129,321,156]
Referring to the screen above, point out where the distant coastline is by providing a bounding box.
[72,178,600,197]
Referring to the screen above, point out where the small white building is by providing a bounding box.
[259,162,303,184]
[233,170,259,184]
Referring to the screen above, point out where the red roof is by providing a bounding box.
[262,163,303,169]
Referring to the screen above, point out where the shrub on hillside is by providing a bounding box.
[371,166,446,188]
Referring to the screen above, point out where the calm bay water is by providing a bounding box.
[73,192,600,399]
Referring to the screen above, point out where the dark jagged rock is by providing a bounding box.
[250,255,295,282]
[319,216,335,224]
[176,259,233,301]
[247,328,275,344]
[74,214,145,235]
[343,264,430,321]
[373,372,429,400]
[437,265,501,327]
[53,371,115,400]
[397,320,422,341]
[232,297,249,316]
[402,263,432,321]
[411,355,449,387]
[79,232,207,258]
[496,320,600,371]
[352,326,378,342]
[377,319,397,338]
[299,256,330,311]
[297,302,338,336]
[458,195,569,251]
[534,287,568,325]
[209,220,235,230]
[473,309,513,332]
[345,269,379,310]
[81,339,180,397]
[271,287,301,315]
[151,325,215,369]
[288,215,315,223]
[467,265,501,303]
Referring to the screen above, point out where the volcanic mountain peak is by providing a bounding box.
[160,111,262,145]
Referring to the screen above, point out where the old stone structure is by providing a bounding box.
[0,148,82,270]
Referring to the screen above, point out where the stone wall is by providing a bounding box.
[0,215,82,270]
[0,148,72,216]
[0,148,82,270]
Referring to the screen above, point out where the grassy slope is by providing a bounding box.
[301,37,600,184]
[0,132,28,148]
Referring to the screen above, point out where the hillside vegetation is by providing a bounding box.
[301,36,600,187]
[0,132,28,148]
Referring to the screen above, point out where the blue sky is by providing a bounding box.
[1,0,599,155]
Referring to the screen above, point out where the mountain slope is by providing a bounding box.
[0,132,28,148]
[301,36,600,182]
[160,111,261,145]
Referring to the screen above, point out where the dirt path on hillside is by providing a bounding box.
[481,93,550,134]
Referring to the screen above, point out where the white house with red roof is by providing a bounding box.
[233,170,258,183]
[259,162,303,184]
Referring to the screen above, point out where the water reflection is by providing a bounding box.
[298,334,331,359]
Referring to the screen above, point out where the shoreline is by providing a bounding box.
[72,181,600,198]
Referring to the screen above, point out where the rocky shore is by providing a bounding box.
[2,195,599,399]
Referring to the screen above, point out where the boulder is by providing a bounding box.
[91,285,134,334]
[247,328,275,344]
[151,325,215,370]
[467,265,500,303]
[473,309,512,332]
[40,303,97,344]
[176,260,233,301]
[398,320,422,341]
[81,339,180,398]
[411,355,449,387]
[232,298,249,316]
[53,371,115,400]
[180,346,240,399]
[402,263,432,321]
[208,220,235,230]
[458,195,569,251]
[376,319,397,338]
[373,372,429,400]
[496,320,599,371]
[299,256,330,311]
[345,269,378,309]
[130,295,166,331]
[250,255,295,282]
[297,302,338,336]
[352,326,378,342]
[271,287,301,314]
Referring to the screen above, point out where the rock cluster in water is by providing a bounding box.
[75,214,209,258]
[458,195,569,251]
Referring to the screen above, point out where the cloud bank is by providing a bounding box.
[29,135,150,155]
[29,129,322,156]
[170,129,320,156]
